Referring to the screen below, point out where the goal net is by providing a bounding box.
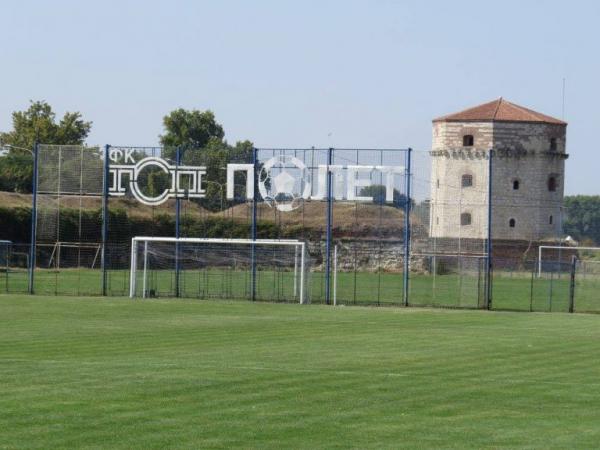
[129,237,310,304]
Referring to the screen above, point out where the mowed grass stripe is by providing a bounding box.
[2,295,600,449]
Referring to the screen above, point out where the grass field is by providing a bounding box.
[4,267,600,313]
[2,295,600,448]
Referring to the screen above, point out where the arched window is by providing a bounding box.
[463,135,474,147]
[509,218,516,228]
[461,174,473,188]
[548,176,557,192]
[549,215,553,225]
[550,138,557,151]
[513,179,520,190]
[461,212,472,226]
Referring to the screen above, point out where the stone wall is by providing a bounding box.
[430,120,567,241]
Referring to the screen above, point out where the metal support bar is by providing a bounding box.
[175,147,181,298]
[251,147,258,301]
[333,244,338,306]
[143,241,148,298]
[485,149,493,310]
[101,144,110,296]
[299,242,306,304]
[403,148,412,306]
[325,147,333,305]
[28,143,39,294]
[569,255,577,313]
[129,238,137,297]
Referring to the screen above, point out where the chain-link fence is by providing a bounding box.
[0,143,597,313]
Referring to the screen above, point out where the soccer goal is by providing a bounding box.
[538,245,600,277]
[129,237,309,304]
[41,241,103,269]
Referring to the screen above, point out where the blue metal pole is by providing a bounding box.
[175,147,181,298]
[403,148,412,306]
[485,149,493,309]
[28,143,39,294]
[251,147,258,301]
[101,144,110,296]
[325,147,333,305]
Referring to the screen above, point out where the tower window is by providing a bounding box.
[550,138,557,151]
[549,215,553,225]
[513,180,520,190]
[461,174,473,188]
[509,218,516,228]
[436,179,440,188]
[548,176,557,192]
[463,135,474,147]
[461,212,472,226]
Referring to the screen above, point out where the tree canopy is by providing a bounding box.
[159,109,225,151]
[0,101,92,193]
[0,100,91,153]
[159,108,253,211]
[563,196,600,245]
[359,184,413,208]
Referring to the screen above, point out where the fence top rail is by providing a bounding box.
[132,237,303,247]
[256,147,410,152]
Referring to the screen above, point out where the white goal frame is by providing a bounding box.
[129,237,307,303]
[43,241,103,269]
[538,245,600,277]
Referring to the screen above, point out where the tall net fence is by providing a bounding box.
[104,146,179,296]
[1,143,598,313]
[408,149,489,308]
[34,145,104,295]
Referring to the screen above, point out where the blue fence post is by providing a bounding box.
[325,147,333,305]
[101,144,110,296]
[403,148,412,306]
[175,146,181,298]
[28,142,39,294]
[485,149,493,309]
[251,147,258,301]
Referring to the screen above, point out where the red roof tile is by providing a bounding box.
[433,98,566,125]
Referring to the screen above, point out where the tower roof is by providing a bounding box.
[433,98,567,125]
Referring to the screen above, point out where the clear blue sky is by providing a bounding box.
[2,0,599,195]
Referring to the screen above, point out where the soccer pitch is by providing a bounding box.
[2,295,600,448]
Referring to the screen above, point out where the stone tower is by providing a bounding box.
[430,98,568,241]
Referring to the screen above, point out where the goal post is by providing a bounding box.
[129,237,309,304]
[538,246,600,277]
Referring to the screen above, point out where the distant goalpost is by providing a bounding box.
[129,237,308,304]
[43,242,103,269]
[538,245,600,277]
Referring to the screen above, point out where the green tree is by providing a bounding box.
[159,109,225,157]
[159,108,253,211]
[564,196,600,244]
[358,184,413,208]
[0,101,92,192]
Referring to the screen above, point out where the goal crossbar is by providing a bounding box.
[129,237,307,303]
